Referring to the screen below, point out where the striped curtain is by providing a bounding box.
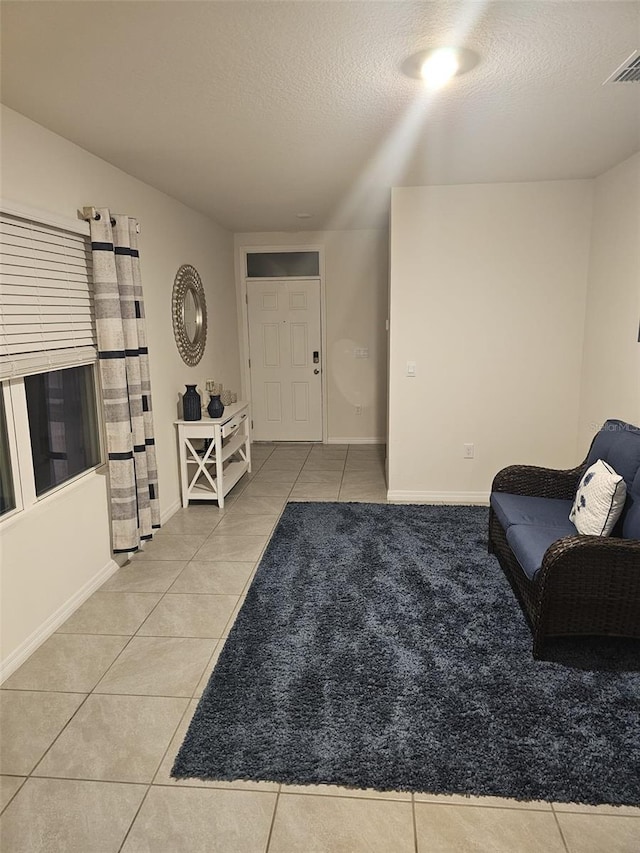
[89,208,160,553]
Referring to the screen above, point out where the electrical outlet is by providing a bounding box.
[464,443,474,459]
[355,405,362,415]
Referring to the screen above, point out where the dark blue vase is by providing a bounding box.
[207,394,225,419]
[183,385,201,421]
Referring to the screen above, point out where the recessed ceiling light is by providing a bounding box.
[421,48,459,87]
[296,213,313,219]
[401,47,480,89]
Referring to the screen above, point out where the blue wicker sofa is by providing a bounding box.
[488,419,640,658]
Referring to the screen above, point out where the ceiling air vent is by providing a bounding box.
[603,50,640,84]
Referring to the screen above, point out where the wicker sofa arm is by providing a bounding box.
[491,464,586,501]
[540,534,640,575]
[533,533,640,651]
[537,536,640,620]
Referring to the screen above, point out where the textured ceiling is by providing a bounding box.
[1,1,639,231]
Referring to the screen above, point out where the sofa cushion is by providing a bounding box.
[491,492,574,532]
[506,520,578,581]
[569,459,627,536]
[586,420,640,539]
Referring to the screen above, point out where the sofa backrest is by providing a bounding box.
[586,419,640,539]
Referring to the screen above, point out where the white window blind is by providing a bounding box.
[0,211,96,379]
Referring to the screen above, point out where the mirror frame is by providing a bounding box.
[171,264,207,366]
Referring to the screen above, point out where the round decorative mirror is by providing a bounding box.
[172,264,207,365]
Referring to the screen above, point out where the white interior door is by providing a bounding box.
[248,279,322,441]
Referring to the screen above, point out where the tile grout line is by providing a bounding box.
[551,804,573,853]
[0,633,236,665]
[146,696,198,788]
[62,590,258,600]
[116,781,153,853]
[412,798,559,812]
[269,788,412,803]
[16,774,150,787]
[20,689,93,781]
[149,782,407,801]
[72,690,207,701]
[187,637,222,701]
[1,687,89,695]
[0,777,27,817]
[337,445,349,501]
[264,788,281,853]
[412,793,419,853]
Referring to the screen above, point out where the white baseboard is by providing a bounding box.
[160,497,182,526]
[327,437,386,445]
[0,557,120,684]
[387,490,489,505]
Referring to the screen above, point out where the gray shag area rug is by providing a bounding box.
[172,502,640,805]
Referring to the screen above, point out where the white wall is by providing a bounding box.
[0,106,239,676]
[234,230,388,442]
[388,180,594,501]
[577,151,640,455]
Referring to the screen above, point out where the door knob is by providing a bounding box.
[314,368,320,374]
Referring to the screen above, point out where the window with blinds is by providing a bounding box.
[0,212,96,380]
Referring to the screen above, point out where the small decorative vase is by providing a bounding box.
[207,394,225,419]
[183,385,202,421]
[221,389,233,407]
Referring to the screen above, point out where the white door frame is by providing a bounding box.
[237,244,327,443]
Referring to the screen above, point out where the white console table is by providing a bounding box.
[175,401,251,508]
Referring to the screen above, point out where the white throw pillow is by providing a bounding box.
[569,459,627,536]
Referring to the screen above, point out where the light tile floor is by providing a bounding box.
[1,443,638,852]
